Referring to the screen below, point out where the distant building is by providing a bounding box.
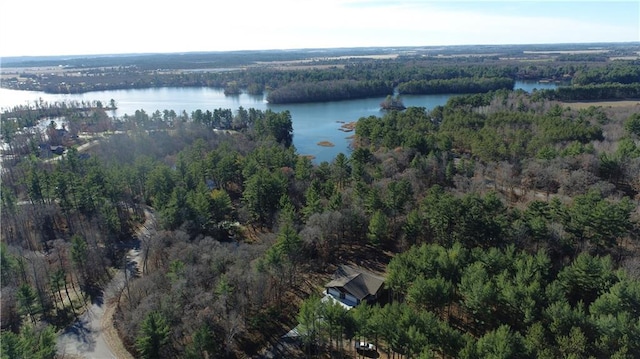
[50,145,65,155]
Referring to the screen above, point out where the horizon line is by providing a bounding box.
[2,41,639,60]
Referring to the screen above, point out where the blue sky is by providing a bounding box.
[1,1,638,57]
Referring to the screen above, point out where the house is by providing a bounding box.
[325,265,385,307]
[282,266,385,342]
[50,145,65,155]
[38,144,63,158]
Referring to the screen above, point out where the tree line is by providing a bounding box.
[397,77,515,95]
[266,80,393,104]
[535,83,640,102]
[572,62,640,85]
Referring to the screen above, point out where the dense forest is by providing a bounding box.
[1,45,640,358]
[397,77,515,95]
[536,83,640,102]
[266,80,393,104]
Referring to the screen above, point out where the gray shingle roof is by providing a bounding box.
[325,265,384,301]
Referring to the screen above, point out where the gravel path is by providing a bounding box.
[56,208,154,359]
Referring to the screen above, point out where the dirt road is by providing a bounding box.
[56,208,154,359]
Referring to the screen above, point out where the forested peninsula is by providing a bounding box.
[2,43,640,359]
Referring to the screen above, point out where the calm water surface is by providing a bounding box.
[0,81,556,162]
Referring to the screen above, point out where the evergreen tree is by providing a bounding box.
[367,210,389,247]
[297,294,324,353]
[184,325,222,359]
[1,324,57,359]
[136,311,171,359]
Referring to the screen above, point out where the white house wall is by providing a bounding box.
[327,288,359,307]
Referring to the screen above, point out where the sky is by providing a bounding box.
[1,0,638,57]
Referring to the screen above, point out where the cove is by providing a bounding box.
[0,81,557,163]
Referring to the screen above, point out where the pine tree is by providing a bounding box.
[136,311,171,359]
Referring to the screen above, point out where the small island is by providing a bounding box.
[317,140,335,147]
[380,95,406,111]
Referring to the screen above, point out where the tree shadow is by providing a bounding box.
[83,284,104,306]
[355,348,380,358]
[126,256,141,278]
[49,307,76,328]
[58,314,97,353]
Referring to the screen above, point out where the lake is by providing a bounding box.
[0,81,557,162]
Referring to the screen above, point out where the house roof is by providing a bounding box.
[325,265,384,301]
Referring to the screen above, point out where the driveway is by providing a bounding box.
[57,208,154,359]
[57,245,139,359]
